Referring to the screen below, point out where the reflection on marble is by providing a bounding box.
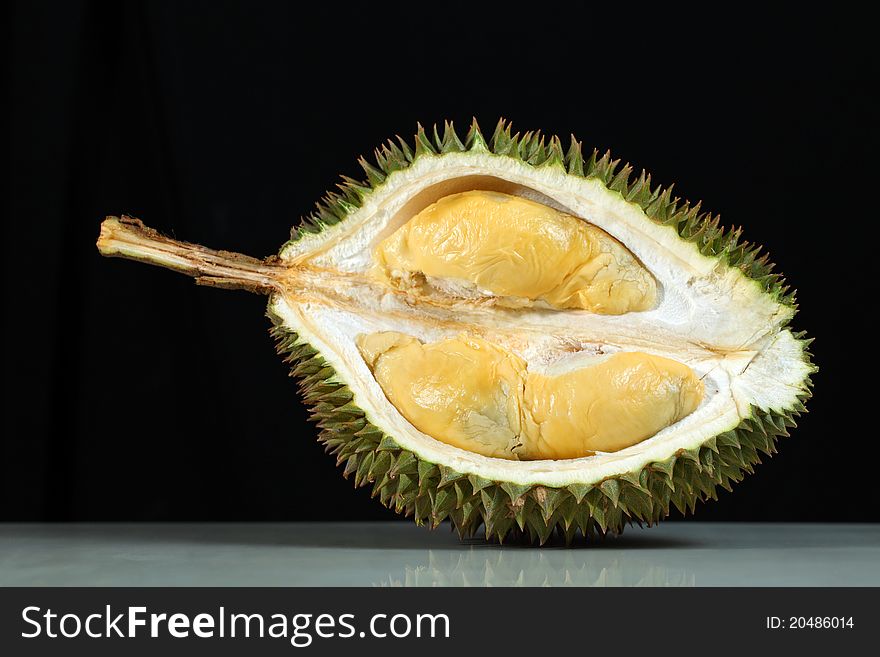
[0,522,877,587]
[375,549,695,587]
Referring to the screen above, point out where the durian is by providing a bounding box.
[96,119,814,544]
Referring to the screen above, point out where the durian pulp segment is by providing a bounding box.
[371,191,658,314]
[357,331,704,461]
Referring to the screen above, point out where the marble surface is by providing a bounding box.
[0,522,877,587]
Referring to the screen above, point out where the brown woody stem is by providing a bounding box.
[96,215,283,294]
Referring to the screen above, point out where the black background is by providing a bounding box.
[5,2,876,523]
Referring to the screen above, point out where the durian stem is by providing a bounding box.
[96,216,282,294]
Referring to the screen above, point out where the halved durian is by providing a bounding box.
[96,119,814,544]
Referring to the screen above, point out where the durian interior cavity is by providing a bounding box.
[275,153,810,485]
[283,159,791,351]
[271,295,747,486]
[354,191,696,460]
[357,331,704,461]
[371,191,658,315]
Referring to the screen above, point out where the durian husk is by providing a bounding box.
[97,119,814,544]
[271,321,809,544]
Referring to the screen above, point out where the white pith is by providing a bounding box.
[272,150,812,487]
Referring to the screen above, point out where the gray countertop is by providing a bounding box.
[0,522,877,587]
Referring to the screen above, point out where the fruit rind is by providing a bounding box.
[283,119,795,309]
[270,318,812,544]
[263,119,815,542]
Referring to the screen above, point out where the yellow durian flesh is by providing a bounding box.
[357,332,525,459]
[523,352,705,459]
[372,191,658,314]
[357,332,704,461]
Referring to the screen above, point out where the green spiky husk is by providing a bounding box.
[288,118,796,307]
[272,322,813,545]
[272,118,812,543]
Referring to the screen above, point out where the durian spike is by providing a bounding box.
[97,215,281,294]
